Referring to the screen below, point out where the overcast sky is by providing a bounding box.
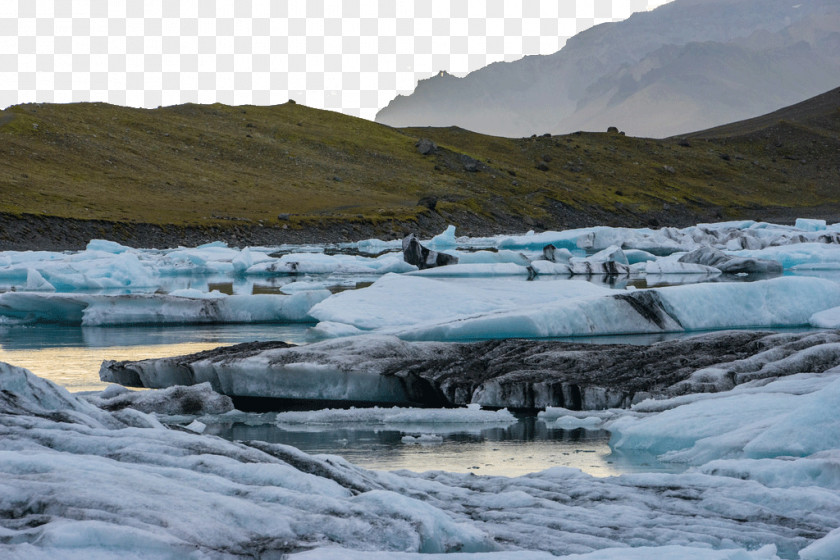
[1,0,672,119]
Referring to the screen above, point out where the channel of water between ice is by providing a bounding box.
[0,321,817,478]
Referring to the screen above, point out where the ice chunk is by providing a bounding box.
[644,260,720,275]
[796,218,827,232]
[166,288,227,299]
[83,382,234,416]
[408,263,530,277]
[427,225,458,248]
[624,249,657,264]
[231,247,273,273]
[453,250,532,267]
[25,268,55,291]
[610,372,840,464]
[275,405,515,426]
[734,243,840,270]
[85,239,133,253]
[568,247,631,275]
[811,307,840,328]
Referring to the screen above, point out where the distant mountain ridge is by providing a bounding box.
[376,0,840,138]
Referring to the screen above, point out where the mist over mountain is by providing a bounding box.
[375,0,840,138]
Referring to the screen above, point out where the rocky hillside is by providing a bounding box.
[1,87,839,250]
[376,0,840,138]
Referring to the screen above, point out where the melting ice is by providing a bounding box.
[4,219,840,558]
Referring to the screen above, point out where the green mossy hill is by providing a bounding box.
[1,93,839,247]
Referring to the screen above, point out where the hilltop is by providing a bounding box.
[1,90,839,250]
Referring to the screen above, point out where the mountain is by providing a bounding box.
[375,0,840,138]
[1,86,839,250]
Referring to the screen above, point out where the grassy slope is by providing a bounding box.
[1,95,839,234]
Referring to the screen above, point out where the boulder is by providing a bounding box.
[415,138,437,155]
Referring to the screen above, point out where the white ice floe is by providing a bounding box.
[309,274,612,333]
[610,370,840,465]
[275,404,516,426]
[811,307,840,328]
[0,290,329,325]
[313,276,840,341]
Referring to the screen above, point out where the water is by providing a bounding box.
[0,321,681,477]
[0,323,311,392]
[206,416,679,477]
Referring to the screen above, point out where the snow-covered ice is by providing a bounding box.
[310,275,840,341]
[5,361,840,558]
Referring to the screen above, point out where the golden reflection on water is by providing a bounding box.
[0,342,234,393]
[352,439,621,478]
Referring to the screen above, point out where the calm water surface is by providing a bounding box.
[0,322,684,476]
[0,323,311,392]
[207,417,678,477]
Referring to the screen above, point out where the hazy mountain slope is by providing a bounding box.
[375,0,839,138]
[684,85,840,138]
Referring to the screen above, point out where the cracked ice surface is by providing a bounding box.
[4,361,840,558]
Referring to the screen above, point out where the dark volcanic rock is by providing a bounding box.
[415,138,438,155]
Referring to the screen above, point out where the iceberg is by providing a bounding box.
[0,290,330,326]
[309,274,612,333]
[101,331,840,412]
[376,277,840,341]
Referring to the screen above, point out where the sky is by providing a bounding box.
[1,0,673,120]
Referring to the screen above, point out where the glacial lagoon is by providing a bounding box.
[5,220,840,558]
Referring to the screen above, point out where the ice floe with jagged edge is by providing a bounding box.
[472,218,840,253]
[308,275,840,340]
[101,330,840,415]
[0,289,329,325]
[5,361,840,558]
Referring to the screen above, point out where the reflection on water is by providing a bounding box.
[0,323,310,392]
[206,416,680,478]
